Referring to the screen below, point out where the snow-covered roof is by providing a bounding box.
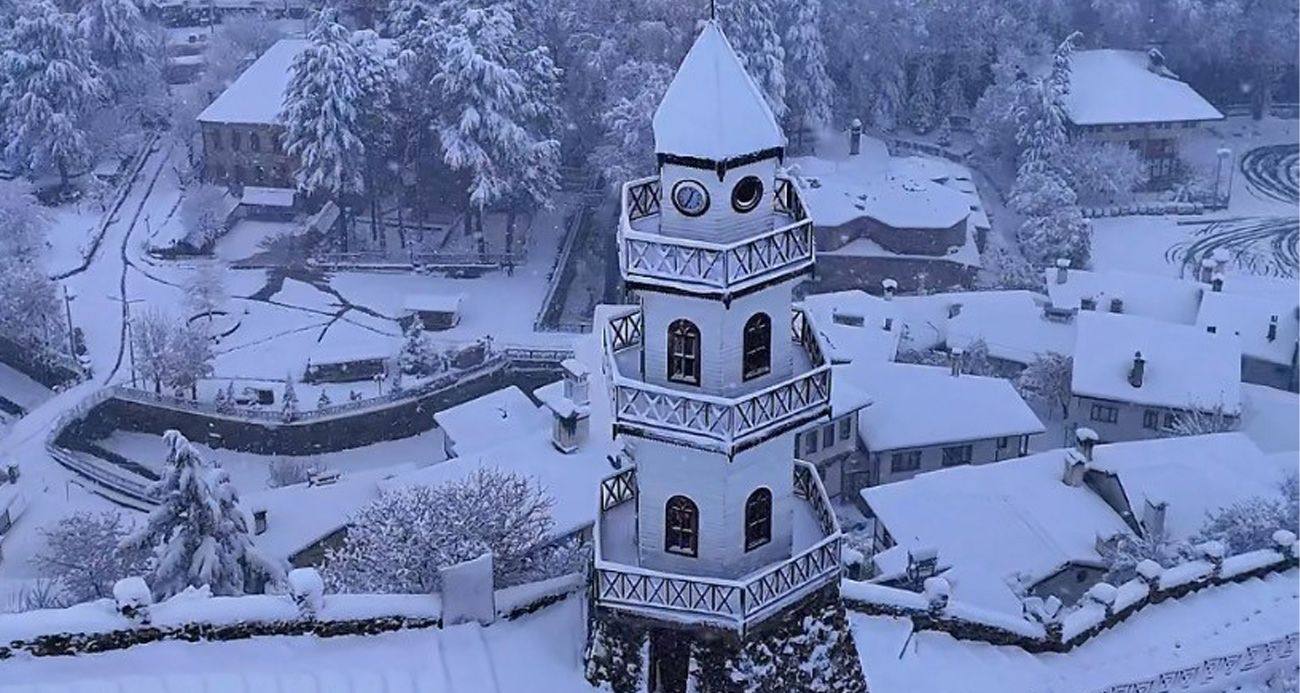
[1240,382,1300,454]
[799,290,902,364]
[652,21,784,161]
[197,39,307,125]
[385,429,614,540]
[241,186,295,207]
[1071,312,1243,413]
[945,290,1076,365]
[403,293,463,314]
[850,568,1298,693]
[1088,433,1284,538]
[307,328,396,367]
[1046,267,1205,324]
[860,448,1131,613]
[792,154,973,230]
[1196,290,1299,366]
[433,386,547,454]
[244,464,417,563]
[845,362,1044,452]
[1064,50,1225,126]
[534,379,589,420]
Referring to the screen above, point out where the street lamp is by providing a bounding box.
[62,286,76,362]
[1214,147,1233,208]
[108,295,145,388]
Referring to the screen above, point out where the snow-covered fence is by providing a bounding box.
[841,536,1300,653]
[0,571,587,660]
[534,204,596,334]
[1089,633,1299,693]
[882,135,972,164]
[1080,201,1224,218]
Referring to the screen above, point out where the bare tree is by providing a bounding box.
[32,511,149,604]
[1016,352,1074,419]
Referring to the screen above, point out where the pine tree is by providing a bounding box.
[1012,168,1091,267]
[317,390,332,410]
[908,57,937,133]
[0,0,105,188]
[281,374,299,420]
[427,3,560,248]
[780,0,833,143]
[122,431,282,598]
[723,0,788,120]
[281,9,369,217]
[399,318,438,376]
[1014,32,1080,175]
[589,60,673,184]
[76,0,157,75]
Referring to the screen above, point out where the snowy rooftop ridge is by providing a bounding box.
[652,21,785,162]
[1064,49,1224,126]
[197,38,308,126]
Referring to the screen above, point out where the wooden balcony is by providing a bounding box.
[601,306,833,455]
[592,461,842,634]
[618,176,814,296]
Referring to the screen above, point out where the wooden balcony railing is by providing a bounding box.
[618,176,815,293]
[592,461,842,632]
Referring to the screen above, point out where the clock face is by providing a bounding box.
[672,180,709,217]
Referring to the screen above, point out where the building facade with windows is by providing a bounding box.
[196,39,307,191]
[587,21,862,692]
[1063,49,1224,186]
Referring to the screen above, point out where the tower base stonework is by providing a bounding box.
[584,585,868,693]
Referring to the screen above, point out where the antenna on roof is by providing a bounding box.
[709,0,716,20]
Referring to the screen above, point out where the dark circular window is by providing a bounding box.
[671,180,710,217]
[731,176,764,213]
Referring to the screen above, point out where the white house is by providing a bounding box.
[844,361,1044,489]
[1069,312,1243,442]
[433,385,547,458]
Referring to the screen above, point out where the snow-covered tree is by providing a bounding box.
[1058,139,1147,203]
[1015,352,1073,419]
[166,322,214,398]
[1013,32,1079,176]
[215,381,236,414]
[1165,404,1240,437]
[972,46,1031,162]
[398,319,440,376]
[0,261,59,350]
[780,0,832,141]
[983,244,1045,292]
[349,28,397,240]
[178,186,229,251]
[185,264,228,321]
[130,309,213,396]
[0,180,50,261]
[281,375,299,420]
[34,511,149,604]
[723,0,787,120]
[324,467,567,593]
[426,3,561,246]
[0,0,106,188]
[281,9,370,210]
[589,60,673,185]
[316,391,332,410]
[1012,168,1091,267]
[907,57,937,134]
[122,430,283,598]
[76,0,157,74]
[1097,530,1193,584]
[1196,475,1299,554]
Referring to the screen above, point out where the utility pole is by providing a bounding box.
[62,286,76,362]
[108,295,145,388]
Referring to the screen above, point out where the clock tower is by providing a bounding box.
[586,20,862,693]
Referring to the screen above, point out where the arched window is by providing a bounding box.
[743,313,771,380]
[745,488,772,551]
[665,495,698,557]
[667,319,701,385]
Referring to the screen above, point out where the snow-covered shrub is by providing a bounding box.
[113,576,153,624]
[983,244,1046,292]
[1097,531,1193,584]
[323,468,560,594]
[1165,404,1240,436]
[179,186,230,251]
[3,578,70,613]
[1195,476,1300,554]
[0,179,50,261]
[122,430,284,599]
[288,568,324,617]
[33,511,150,603]
[398,319,441,376]
[1058,139,1146,203]
[267,457,329,489]
[1011,168,1091,268]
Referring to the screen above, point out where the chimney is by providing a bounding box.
[562,358,590,407]
[1063,452,1087,487]
[1055,258,1070,285]
[1267,315,1279,342]
[1080,297,1097,311]
[849,118,863,156]
[253,508,268,536]
[1210,273,1224,292]
[883,317,894,332]
[881,278,897,300]
[1212,248,1231,276]
[550,359,591,454]
[1128,351,1145,388]
[1075,427,1099,462]
[1142,498,1167,538]
[1109,296,1124,314]
[1200,257,1217,283]
[949,348,963,377]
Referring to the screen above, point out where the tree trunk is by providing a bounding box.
[58,160,69,191]
[505,208,517,258]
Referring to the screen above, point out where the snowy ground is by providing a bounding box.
[0,595,592,691]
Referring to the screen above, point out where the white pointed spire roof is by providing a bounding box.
[652,21,785,162]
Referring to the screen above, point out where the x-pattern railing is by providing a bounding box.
[606,308,644,353]
[1091,632,1298,693]
[619,176,814,292]
[600,467,638,511]
[791,307,827,368]
[593,461,842,630]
